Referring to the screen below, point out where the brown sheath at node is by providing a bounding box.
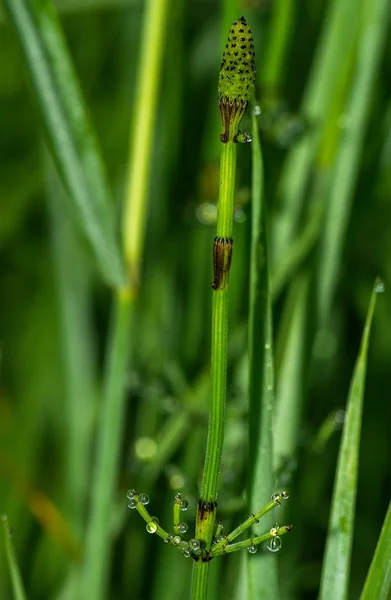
[211,237,233,291]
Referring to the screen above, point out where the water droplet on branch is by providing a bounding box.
[146,521,157,534]
[267,536,282,553]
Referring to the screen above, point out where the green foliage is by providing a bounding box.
[0,0,390,599]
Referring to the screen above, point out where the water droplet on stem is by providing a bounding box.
[267,536,282,552]
[139,493,150,506]
[146,521,157,534]
[375,279,385,293]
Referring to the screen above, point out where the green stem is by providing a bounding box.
[216,142,237,238]
[191,139,237,600]
[191,561,210,600]
[199,140,236,505]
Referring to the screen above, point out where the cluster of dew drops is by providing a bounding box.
[247,491,289,555]
[127,489,289,557]
[127,490,202,558]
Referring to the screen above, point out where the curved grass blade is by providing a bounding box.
[1,516,27,600]
[319,280,381,600]
[4,0,126,288]
[360,500,391,600]
[246,113,278,599]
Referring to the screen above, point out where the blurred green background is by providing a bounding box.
[0,0,390,598]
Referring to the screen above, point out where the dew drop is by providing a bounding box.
[182,548,191,558]
[189,539,200,552]
[128,499,137,509]
[375,279,385,293]
[253,105,262,116]
[172,535,182,545]
[180,500,189,511]
[152,516,159,525]
[127,489,136,500]
[271,493,281,506]
[281,490,289,500]
[265,343,271,350]
[174,492,182,501]
[178,522,188,534]
[164,536,172,544]
[139,493,150,506]
[146,521,157,534]
[267,536,282,553]
[247,544,258,554]
[236,132,253,143]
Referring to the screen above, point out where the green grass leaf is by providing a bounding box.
[317,0,391,323]
[1,516,27,600]
[360,500,391,600]
[319,280,381,600]
[274,273,309,477]
[4,0,126,288]
[246,113,278,599]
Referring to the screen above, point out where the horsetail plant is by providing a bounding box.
[128,17,292,600]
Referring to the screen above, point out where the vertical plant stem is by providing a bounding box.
[191,16,256,599]
[191,137,237,600]
[199,140,236,503]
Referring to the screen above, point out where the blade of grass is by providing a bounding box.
[83,0,170,596]
[1,515,27,600]
[360,500,391,600]
[45,151,96,534]
[319,280,382,600]
[317,0,390,324]
[4,0,125,288]
[122,0,170,282]
[274,273,309,478]
[82,290,132,599]
[261,0,296,96]
[0,0,137,23]
[246,113,278,599]
[272,0,361,265]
